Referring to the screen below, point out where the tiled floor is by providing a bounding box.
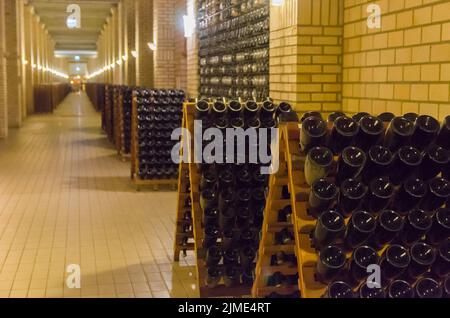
[0,92,198,298]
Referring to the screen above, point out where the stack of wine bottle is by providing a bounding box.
[300,111,450,298]
[122,87,133,155]
[135,89,185,180]
[103,85,115,142]
[196,99,291,289]
[198,0,270,100]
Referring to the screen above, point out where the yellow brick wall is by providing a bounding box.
[342,0,450,120]
[270,0,344,112]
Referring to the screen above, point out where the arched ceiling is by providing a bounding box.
[29,0,119,54]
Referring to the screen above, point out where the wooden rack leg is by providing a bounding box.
[252,127,300,298]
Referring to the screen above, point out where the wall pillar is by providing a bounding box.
[5,0,22,127]
[135,0,154,87]
[124,0,136,86]
[269,0,343,113]
[153,0,176,88]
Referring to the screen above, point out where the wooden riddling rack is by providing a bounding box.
[173,111,195,261]
[103,85,114,143]
[113,86,123,156]
[129,91,178,191]
[253,120,340,298]
[252,121,300,297]
[173,102,252,297]
[282,122,329,298]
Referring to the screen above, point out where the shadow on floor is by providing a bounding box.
[63,176,137,193]
[66,176,179,194]
[70,126,105,135]
[73,137,116,150]
[60,261,199,298]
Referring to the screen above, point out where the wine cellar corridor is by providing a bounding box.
[0,0,449,300]
[0,91,197,298]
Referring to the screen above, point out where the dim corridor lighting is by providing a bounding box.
[147,42,157,51]
[183,15,195,38]
[272,0,283,6]
[131,50,138,58]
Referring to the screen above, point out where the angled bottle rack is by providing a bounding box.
[252,122,300,297]
[113,86,123,156]
[173,111,195,261]
[252,120,329,298]
[173,102,252,298]
[281,122,328,298]
[103,85,114,143]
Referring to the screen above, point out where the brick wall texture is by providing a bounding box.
[342,0,450,120]
[268,0,450,120]
[270,0,344,112]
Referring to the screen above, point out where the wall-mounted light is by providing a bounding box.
[131,50,138,58]
[147,42,156,51]
[22,60,29,65]
[183,15,195,38]
[116,60,122,65]
[122,55,128,61]
[32,63,37,69]
[272,0,283,6]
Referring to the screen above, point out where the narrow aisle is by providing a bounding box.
[0,92,197,298]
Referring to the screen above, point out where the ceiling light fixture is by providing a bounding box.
[272,0,284,6]
[183,15,195,38]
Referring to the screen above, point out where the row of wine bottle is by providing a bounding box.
[319,240,449,298]
[311,207,449,252]
[195,99,290,123]
[301,113,450,155]
[323,276,450,298]
[308,176,450,221]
